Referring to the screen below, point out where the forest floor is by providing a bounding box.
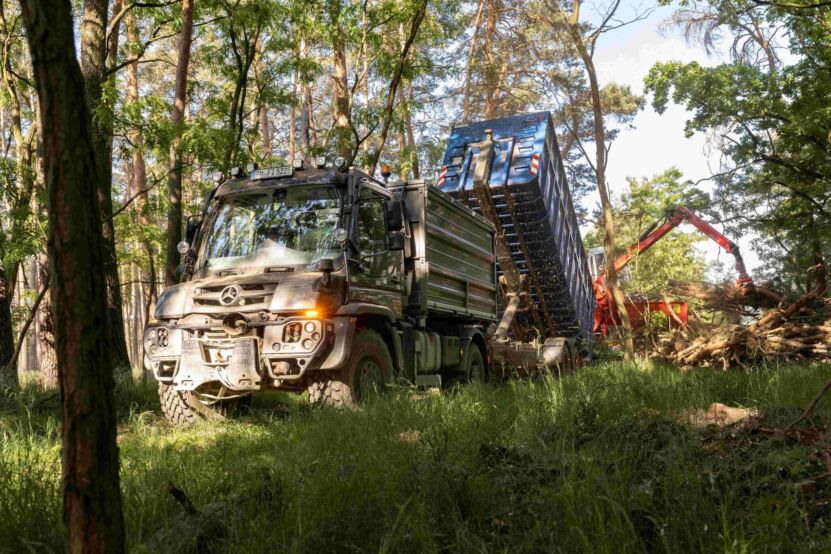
[1,362,830,553]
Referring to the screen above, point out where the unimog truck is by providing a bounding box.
[144,112,594,424]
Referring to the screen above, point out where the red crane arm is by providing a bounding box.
[608,206,751,283]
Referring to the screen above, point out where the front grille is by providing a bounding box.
[192,283,276,308]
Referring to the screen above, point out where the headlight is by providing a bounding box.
[157,327,169,347]
[268,320,323,354]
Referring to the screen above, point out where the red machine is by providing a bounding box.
[592,206,753,336]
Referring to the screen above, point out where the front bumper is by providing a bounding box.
[144,316,352,392]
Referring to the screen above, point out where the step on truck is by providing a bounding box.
[144,112,594,424]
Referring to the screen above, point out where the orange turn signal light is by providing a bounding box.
[303,309,320,318]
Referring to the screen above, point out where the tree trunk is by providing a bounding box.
[37,253,57,389]
[396,88,408,174]
[259,102,271,155]
[405,82,420,179]
[563,6,635,360]
[289,72,296,163]
[80,0,132,373]
[24,258,38,374]
[107,0,121,66]
[224,18,257,172]
[20,1,126,551]
[462,0,485,123]
[332,32,351,160]
[165,0,194,286]
[125,11,158,328]
[483,0,497,119]
[299,80,312,164]
[0,267,15,387]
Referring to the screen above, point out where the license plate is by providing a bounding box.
[252,166,293,179]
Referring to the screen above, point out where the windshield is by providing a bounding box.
[201,186,341,271]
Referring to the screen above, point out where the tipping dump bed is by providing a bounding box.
[436,112,594,339]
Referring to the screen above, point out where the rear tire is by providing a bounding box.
[466,343,487,383]
[307,328,392,407]
[557,343,579,374]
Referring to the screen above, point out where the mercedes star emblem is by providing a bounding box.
[219,284,242,307]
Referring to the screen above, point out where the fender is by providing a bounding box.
[334,303,405,378]
[458,325,488,374]
[336,303,397,320]
[318,316,357,370]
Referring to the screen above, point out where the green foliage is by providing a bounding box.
[587,168,709,296]
[644,3,831,291]
[1,363,830,552]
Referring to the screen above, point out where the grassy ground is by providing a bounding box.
[1,362,830,553]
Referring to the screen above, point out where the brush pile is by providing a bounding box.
[668,283,830,369]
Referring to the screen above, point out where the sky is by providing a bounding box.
[586,2,763,277]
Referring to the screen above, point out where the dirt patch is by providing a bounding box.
[683,403,760,428]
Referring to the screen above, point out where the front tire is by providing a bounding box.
[308,328,392,407]
[158,382,251,425]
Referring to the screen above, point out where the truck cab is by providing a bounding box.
[144,159,495,423]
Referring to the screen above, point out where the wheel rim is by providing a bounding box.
[356,357,384,400]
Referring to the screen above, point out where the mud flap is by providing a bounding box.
[541,337,568,367]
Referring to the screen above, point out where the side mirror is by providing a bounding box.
[388,231,405,252]
[384,200,404,231]
[185,215,202,243]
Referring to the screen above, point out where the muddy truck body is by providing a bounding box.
[144,112,593,424]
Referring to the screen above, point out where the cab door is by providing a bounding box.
[348,183,405,315]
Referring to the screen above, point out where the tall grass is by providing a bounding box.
[1,362,829,553]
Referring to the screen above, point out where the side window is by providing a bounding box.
[356,191,387,255]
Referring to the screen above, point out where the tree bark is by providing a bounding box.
[20,1,126,550]
[165,0,194,286]
[80,0,132,372]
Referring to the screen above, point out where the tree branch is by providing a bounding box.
[106,0,180,43]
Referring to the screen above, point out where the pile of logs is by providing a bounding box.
[668,284,830,369]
